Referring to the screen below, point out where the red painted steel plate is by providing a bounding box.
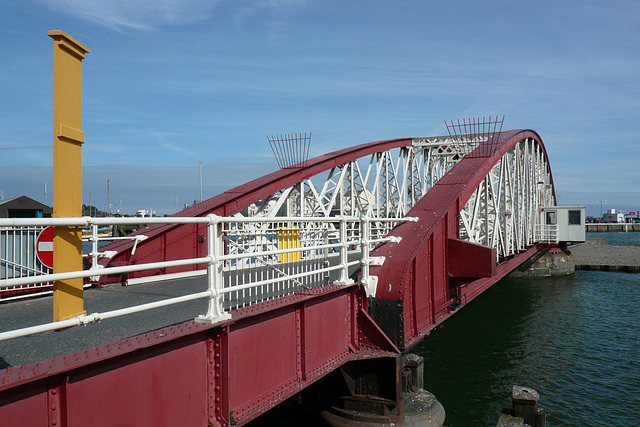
[302,294,351,374]
[228,309,299,410]
[65,341,208,426]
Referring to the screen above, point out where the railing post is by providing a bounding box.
[91,223,99,272]
[335,217,354,286]
[196,215,231,324]
[358,216,381,297]
[360,215,371,289]
[86,221,101,283]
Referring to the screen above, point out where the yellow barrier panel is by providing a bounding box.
[278,227,302,263]
[48,31,89,322]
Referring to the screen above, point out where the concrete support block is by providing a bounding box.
[496,413,527,427]
[510,250,575,279]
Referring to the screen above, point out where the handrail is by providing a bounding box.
[0,256,212,288]
[0,215,409,228]
[535,224,559,244]
[0,214,417,341]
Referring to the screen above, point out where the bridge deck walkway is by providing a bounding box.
[0,251,362,369]
[0,277,208,368]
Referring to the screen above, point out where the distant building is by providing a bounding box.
[602,209,625,223]
[625,211,640,223]
[0,196,52,218]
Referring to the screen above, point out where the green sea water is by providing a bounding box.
[415,233,640,426]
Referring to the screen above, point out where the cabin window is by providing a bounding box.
[545,211,557,225]
[568,210,581,225]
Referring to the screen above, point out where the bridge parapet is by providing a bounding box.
[0,214,414,341]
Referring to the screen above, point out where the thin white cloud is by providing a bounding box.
[88,144,125,154]
[39,0,310,32]
[0,145,49,150]
[160,142,195,157]
[40,0,222,31]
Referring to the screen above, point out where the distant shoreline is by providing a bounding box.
[586,223,640,232]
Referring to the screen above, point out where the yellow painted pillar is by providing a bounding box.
[278,227,301,263]
[48,31,89,321]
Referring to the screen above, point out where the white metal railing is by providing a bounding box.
[0,214,416,341]
[0,223,144,300]
[535,224,559,244]
[1,225,53,299]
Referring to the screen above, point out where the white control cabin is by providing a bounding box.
[539,206,586,244]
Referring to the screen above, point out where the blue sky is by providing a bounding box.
[0,1,638,216]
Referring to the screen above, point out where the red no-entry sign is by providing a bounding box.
[36,226,54,269]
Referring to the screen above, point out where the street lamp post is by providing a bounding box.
[596,200,606,218]
[199,162,203,203]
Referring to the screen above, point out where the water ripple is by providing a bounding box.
[416,269,640,426]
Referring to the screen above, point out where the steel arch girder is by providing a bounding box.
[368,129,556,350]
[93,138,415,281]
[93,135,463,284]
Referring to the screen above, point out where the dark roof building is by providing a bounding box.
[0,196,52,218]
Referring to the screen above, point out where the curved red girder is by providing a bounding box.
[95,137,415,282]
[368,129,556,350]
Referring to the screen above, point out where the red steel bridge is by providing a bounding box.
[0,127,559,426]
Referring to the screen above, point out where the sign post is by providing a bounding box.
[48,31,89,321]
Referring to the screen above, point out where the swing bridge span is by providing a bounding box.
[0,128,560,426]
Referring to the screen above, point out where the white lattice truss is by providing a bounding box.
[228,135,553,265]
[458,137,554,260]
[248,136,475,220]
[227,137,470,261]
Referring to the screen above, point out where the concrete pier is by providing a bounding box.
[586,223,640,232]
[571,238,640,273]
[509,248,575,278]
[512,236,640,278]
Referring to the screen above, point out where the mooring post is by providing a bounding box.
[403,353,424,391]
[48,30,89,321]
[511,385,546,427]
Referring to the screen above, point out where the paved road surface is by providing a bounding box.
[1,253,361,369]
[0,276,209,369]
